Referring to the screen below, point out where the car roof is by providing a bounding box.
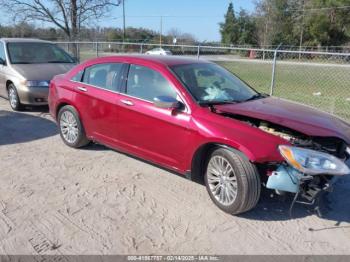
[85,55,211,67]
[0,38,52,43]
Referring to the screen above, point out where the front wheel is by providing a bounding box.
[58,105,90,148]
[8,84,23,111]
[204,147,261,215]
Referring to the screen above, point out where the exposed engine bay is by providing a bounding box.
[228,114,349,159]
[221,113,350,216]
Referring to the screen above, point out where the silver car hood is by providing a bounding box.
[11,63,75,80]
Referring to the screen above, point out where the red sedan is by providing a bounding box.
[49,55,350,215]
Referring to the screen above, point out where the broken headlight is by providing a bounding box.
[278,145,350,176]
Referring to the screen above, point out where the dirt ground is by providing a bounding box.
[0,97,350,255]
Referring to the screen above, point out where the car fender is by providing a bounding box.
[185,111,290,172]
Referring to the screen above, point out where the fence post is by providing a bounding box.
[197,45,200,59]
[96,42,99,57]
[140,43,143,54]
[77,42,80,62]
[270,43,282,96]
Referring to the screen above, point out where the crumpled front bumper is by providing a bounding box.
[266,147,350,216]
[267,154,350,194]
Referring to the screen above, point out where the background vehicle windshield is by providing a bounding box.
[7,42,74,64]
[170,63,258,104]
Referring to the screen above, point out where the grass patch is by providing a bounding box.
[217,60,350,122]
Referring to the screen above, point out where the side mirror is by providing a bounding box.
[153,96,182,110]
[0,58,6,66]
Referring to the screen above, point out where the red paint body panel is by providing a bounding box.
[214,97,350,145]
[48,55,350,175]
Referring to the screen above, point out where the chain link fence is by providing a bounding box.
[56,41,350,122]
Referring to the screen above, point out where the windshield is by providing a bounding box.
[7,42,74,64]
[170,63,259,105]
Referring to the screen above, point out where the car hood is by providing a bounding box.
[214,97,350,145]
[11,63,75,80]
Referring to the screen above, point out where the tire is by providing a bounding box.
[204,147,261,215]
[8,84,23,111]
[57,105,90,148]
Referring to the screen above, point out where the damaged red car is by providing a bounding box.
[48,55,350,215]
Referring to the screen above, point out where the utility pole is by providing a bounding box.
[262,4,270,60]
[122,0,126,42]
[298,0,305,59]
[160,16,163,47]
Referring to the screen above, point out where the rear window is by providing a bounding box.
[82,63,123,91]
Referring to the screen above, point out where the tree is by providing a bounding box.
[220,2,239,45]
[167,28,197,44]
[106,30,122,42]
[255,0,298,47]
[0,0,122,41]
[236,9,258,46]
[254,0,350,48]
[304,0,350,46]
[167,28,182,39]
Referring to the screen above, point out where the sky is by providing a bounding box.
[0,0,256,42]
[99,0,256,41]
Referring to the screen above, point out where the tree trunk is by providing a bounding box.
[70,0,79,59]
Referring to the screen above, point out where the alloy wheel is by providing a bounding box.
[60,111,79,144]
[8,88,18,108]
[207,155,238,206]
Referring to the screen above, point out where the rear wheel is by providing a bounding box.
[204,147,261,215]
[58,105,90,148]
[8,84,22,111]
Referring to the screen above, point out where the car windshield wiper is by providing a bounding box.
[241,93,268,102]
[198,100,238,106]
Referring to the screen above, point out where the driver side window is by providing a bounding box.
[126,64,177,102]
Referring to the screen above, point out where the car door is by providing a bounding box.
[116,63,192,171]
[0,41,7,97]
[71,62,125,145]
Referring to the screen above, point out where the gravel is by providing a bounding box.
[0,97,350,255]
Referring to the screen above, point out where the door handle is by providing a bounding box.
[120,99,134,106]
[77,86,87,92]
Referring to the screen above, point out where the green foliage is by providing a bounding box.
[106,30,121,41]
[220,2,239,45]
[237,9,258,45]
[255,0,299,46]
[219,3,259,46]
[255,0,350,47]
[304,0,350,46]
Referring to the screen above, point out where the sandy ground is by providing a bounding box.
[0,97,350,255]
